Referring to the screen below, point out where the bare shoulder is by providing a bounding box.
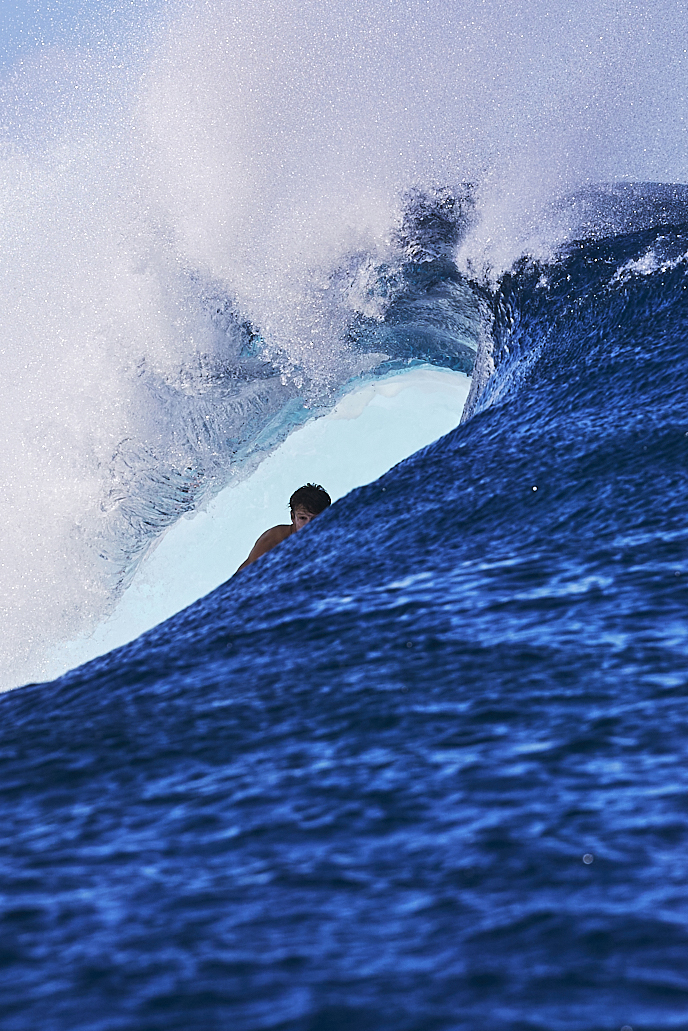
[256,524,293,547]
[236,523,293,573]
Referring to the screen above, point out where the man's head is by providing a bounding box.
[289,483,331,530]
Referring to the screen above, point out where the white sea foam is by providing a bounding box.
[612,247,688,283]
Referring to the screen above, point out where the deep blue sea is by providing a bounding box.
[2,185,688,1031]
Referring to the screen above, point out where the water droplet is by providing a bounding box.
[621,1025,633,1031]
[532,485,538,492]
[583,853,594,864]
[406,641,413,648]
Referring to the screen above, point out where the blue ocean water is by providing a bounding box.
[2,187,688,1030]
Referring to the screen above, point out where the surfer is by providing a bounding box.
[236,483,332,573]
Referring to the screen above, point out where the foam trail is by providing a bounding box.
[2,0,688,689]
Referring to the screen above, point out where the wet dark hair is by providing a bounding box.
[289,483,331,516]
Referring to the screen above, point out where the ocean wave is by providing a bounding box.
[2,189,687,1029]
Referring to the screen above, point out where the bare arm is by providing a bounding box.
[235,524,293,573]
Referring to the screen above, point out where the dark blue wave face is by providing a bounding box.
[2,215,688,1031]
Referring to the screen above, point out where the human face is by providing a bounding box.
[291,505,316,531]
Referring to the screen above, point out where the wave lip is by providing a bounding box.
[98,187,483,598]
